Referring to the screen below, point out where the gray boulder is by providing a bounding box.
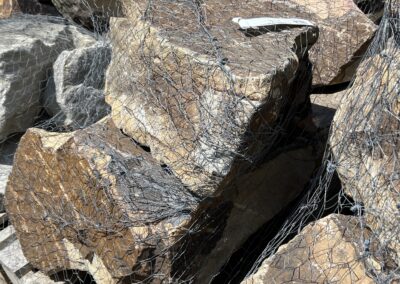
[43,41,111,129]
[0,15,96,142]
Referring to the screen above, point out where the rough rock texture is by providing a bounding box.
[0,135,20,213]
[330,40,400,265]
[0,165,11,212]
[6,115,320,283]
[242,214,381,284]
[0,0,59,18]
[0,15,96,142]
[354,0,385,22]
[103,2,323,281]
[43,41,111,129]
[310,90,346,129]
[51,0,122,29]
[106,12,318,197]
[6,117,198,283]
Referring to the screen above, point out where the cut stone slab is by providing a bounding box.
[5,117,198,283]
[330,39,400,266]
[0,15,96,142]
[0,225,16,251]
[43,41,111,129]
[242,214,381,284]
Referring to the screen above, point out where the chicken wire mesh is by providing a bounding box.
[0,0,398,283]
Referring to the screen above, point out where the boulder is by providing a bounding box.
[6,115,321,283]
[330,39,400,266]
[43,41,111,129]
[50,0,122,30]
[242,214,383,284]
[106,10,318,197]
[0,226,32,284]
[0,0,59,18]
[288,0,377,85]
[5,117,198,283]
[104,3,323,281]
[310,90,346,129]
[0,15,96,142]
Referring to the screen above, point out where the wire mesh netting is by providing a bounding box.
[0,0,398,283]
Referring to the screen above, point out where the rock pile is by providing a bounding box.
[0,0,397,283]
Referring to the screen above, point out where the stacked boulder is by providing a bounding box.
[2,0,391,283]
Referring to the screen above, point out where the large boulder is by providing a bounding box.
[50,0,122,29]
[43,41,111,129]
[330,39,400,266]
[6,116,321,283]
[106,8,319,198]
[5,117,198,283]
[0,15,96,142]
[242,214,389,283]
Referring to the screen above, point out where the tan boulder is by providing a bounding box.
[6,117,321,283]
[330,39,400,265]
[310,90,346,129]
[0,0,58,18]
[5,117,197,283]
[106,4,319,197]
[242,214,384,284]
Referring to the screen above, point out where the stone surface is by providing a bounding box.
[6,115,320,283]
[5,117,198,283]
[0,240,31,283]
[106,11,318,197]
[104,3,323,281]
[0,0,59,18]
[330,40,400,266]
[310,90,346,129]
[51,0,122,29]
[120,0,376,85]
[0,135,20,213]
[0,165,11,213]
[242,214,381,284]
[21,271,64,284]
[43,41,111,129]
[354,0,384,22]
[0,15,96,142]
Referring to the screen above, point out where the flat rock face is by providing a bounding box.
[43,41,111,129]
[51,0,122,29]
[5,117,198,283]
[310,90,346,129]
[242,214,377,284]
[330,40,400,265]
[0,15,95,142]
[106,5,318,197]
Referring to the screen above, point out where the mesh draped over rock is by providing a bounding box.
[0,0,399,283]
